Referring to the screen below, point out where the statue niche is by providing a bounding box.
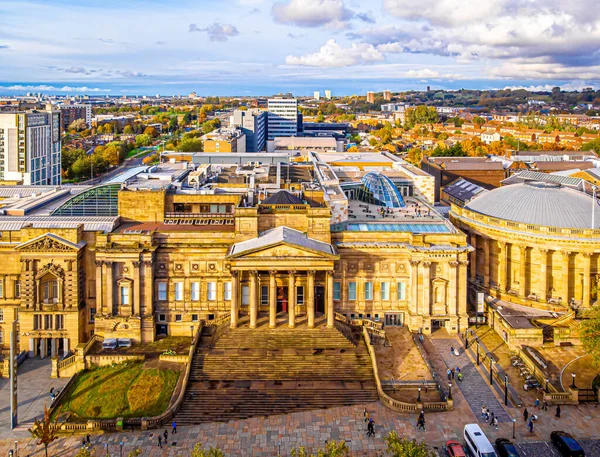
[431,277,449,316]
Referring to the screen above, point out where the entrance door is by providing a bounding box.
[315,286,325,314]
[156,324,168,336]
[277,286,288,313]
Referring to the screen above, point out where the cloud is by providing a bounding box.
[64,66,90,74]
[272,0,354,28]
[0,45,8,49]
[156,41,166,45]
[404,68,463,79]
[285,38,384,67]
[2,85,110,92]
[189,22,240,41]
[502,82,600,91]
[287,33,307,39]
[115,70,147,78]
[355,12,376,24]
[248,7,261,14]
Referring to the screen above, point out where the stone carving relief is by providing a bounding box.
[35,262,65,280]
[22,237,73,252]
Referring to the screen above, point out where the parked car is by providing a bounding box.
[524,379,540,390]
[117,338,132,348]
[495,438,520,457]
[446,439,467,457]
[101,338,118,350]
[551,431,585,457]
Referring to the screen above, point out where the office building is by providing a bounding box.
[383,90,391,101]
[314,91,320,101]
[203,127,246,153]
[230,109,267,152]
[366,92,375,104]
[324,90,332,100]
[267,96,298,140]
[0,107,61,185]
[56,101,92,131]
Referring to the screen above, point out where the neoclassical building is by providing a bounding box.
[0,153,470,361]
[451,181,600,310]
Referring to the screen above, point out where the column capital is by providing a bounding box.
[538,248,548,255]
[231,270,240,277]
[409,260,420,267]
[105,261,114,267]
[422,261,432,267]
[94,260,103,267]
[132,261,141,268]
[449,261,459,267]
[326,270,334,277]
[459,260,469,266]
[268,270,278,275]
[561,250,572,258]
[249,270,258,277]
[143,260,153,268]
[498,241,507,249]
[582,252,593,258]
[288,270,296,276]
[307,270,316,277]
[519,245,527,253]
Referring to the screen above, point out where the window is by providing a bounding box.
[242,285,250,305]
[397,282,406,300]
[0,280,4,298]
[120,285,130,305]
[224,282,232,301]
[207,282,216,301]
[55,314,64,330]
[158,282,167,301]
[365,282,373,300]
[191,282,200,301]
[33,314,41,330]
[192,314,199,322]
[89,308,96,323]
[15,280,20,298]
[158,314,166,322]
[175,314,182,322]
[381,282,390,301]
[44,314,52,330]
[261,285,269,306]
[0,328,3,345]
[333,282,341,300]
[174,282,183,301]
[296,286,304,305]
[0,308,3,322]
[348,282,357,301]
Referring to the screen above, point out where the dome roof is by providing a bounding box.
[465,182,600,229]
[357,172,406,208]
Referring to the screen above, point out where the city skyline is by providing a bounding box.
[1,0,600,95]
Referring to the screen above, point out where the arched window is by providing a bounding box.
[42,278,59,302]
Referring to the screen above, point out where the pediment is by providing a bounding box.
[16,234,83,253]
[241,243,332,259]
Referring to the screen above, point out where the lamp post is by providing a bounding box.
[105,443,109,457]
[476,339,480,366]
[278,442,281,456]
[417,387,422,402]
[120,441,123,457]
[465,330,469,349]
[512,418,516,439]
[504,375,509,406]
[448,382,453,400]
[571,372,577,389]
[14,440,18,457]
[489,358,494,386]
[190,325,194,339]
[545,378,549,393]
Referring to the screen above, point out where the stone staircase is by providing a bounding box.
[176,315,378,424]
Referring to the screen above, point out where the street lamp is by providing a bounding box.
[489,358,494,386]
[448,382,453,400]
[105,443,109,457]
[120,441,123,457]
[571,372,577,389]
[417,387,422,402]
[278,442,281,456]
[476,339,480,366]
[545,378,549,393]
[504,375,509,406]
[512,418,516,439]
[465,330,469,349]
[190,325,194,339]
[14,440,18,457]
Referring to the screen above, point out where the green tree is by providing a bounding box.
[190,443,224,457]
[123,125,134,135]
[316,110,325,123]
[386,432,436,457]
[28,405,58,457]
[61,148,85,174]
[291,440,349,457]
[201,119,221,134]
[473,116,486,126]
[136,134,152,147]
[177,138,203,152]
[580,306,600,366]
[581,138,600,155]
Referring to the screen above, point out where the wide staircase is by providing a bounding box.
[176,315,378,424]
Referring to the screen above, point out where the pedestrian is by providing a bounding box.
[172,420,177,434]
[484,407,490,422]
[542,400,548,411]
[367,418,375,437]
[450,346,455,355]
[86,434,91,445]
[534,398,540,409]
[481,405,486,419]
[528,418,534,434]
[457,372,463,382]
[456,366,461,374]
[556,405,561,418]
[417,417,426,431]
[419,334,424,343]
[447,368,452,381]
[492,416,498,429]
[418,410,425,422]
[81,438,86,449]
[164,429,168,444]
[158,436,162,448]
[489,412,495,426]
[363,408,368,422]
[451,368,455,380]
[524,408,529,422]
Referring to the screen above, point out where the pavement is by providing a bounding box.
[0,358,69,438]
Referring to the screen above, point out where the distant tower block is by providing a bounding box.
[367,91,375,104]
[324,90,332,99]
[314,91,320,100]
[383,90,391,101]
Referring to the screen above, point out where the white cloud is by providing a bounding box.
[189,22,240,42]
[404,68,463,79]
[489,62,600,80]
[502,82,600,91]
[3,85,110,92]
[383,0,505,27]
[285,39,384,67]
[272,0,354,28]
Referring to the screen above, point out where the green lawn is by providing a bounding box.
[126,147,154,159]
[56,361,178,420]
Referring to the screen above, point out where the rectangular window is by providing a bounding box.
[55,314,64,330]
[397,282,406,300]
[242,285,250,306]
[158,282,167,301]
[333,282,341,301]
[44,314,52,330]
[90,308,96,323]
[207,282,216,301]
[192,314,199,322]
[158,314,166,322]
[224,282,232,301]
[0,329,3,345]
[174,282,183,301]
[33,314,41,330]
[0,280,4,298]
[261,285,269,306]
[0,308,3,322]
[296,286,304,305]
[381,282,390,301]
[121,285,130,305]
[348,281,357,301]
[365,282,373,300]
[191,282,200,301]
[175,314,182,322]
[15,280,20,298]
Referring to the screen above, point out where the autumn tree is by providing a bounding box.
[190,443,224,457]
[386,433,436,457]
[123,125,134,135]
[580,306,600,367]
[28,405,58,457]
[68,119,87,131]
[291,440,349,457]
[135,134,152,147]
[177,138,203,152]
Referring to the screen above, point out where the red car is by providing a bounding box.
[446,440,467,457]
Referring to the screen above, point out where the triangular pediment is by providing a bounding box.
[240,242,334,259]
[16,233,84,252]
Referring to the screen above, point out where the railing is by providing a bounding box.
[165,212,233,219]
[258,204,307,212]
[57,354,75,370]
[334,319,359,347]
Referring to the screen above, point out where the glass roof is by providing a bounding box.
[51,184,120,217]
[356,171,406,208]
[331,222,451,233]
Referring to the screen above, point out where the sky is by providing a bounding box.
[1,0,600,96]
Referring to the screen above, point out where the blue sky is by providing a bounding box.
[1,0,599,96]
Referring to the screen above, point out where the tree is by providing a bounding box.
[580,305,600,367]
[123,125,134,135]
[143,126,159,138]
[386,432,436,457]
[582,138,600,155]
[135,134,152,147]
[28,405,58,457]
[316,111,325,123]
[61,148,85,174]
[128,449,142,457]
[473,116,486,126]
[201,119,221,134]
[190,443,224,457]
[177,138,203,152]
[291,440,349,457]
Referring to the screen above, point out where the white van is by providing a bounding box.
[463,424,497,457]
[102,338,118,350]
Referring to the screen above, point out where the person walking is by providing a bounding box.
[163,429,169,445]
[363,408,368,422]
[523,408,529,422]
[365,410,370,423]
[158,436,162,448]
[481,405,487,419]
[556,405,561,418]
[447,369,452,381]
[450,346,455,356]
[451,368,455,380]
[417,416,426,431]
[457,372,463,382]
[492,416,498,430]
[418,410,425,422]
[489,412,495,426]
[534,398,540,409]
[86,434,91,446]
[367,418,375,437]
[172,420,177,434]
[528,418,534,434]
[484,407,490,422]
[542,400,548,411]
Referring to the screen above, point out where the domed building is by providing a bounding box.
[450,181,600,313]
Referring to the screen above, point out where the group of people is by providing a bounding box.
[80,434,92,449]
[447,367,463,382]
[157,421,177,448]
[522,402,561,434]
[449,346,460,357]
[480,406,498,428]
[363,409,375,437]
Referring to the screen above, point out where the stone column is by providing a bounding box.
[422,261,431,316]
[249,270,258,329]
[105,261,114,316]
[483,238,490,288]
[288,271,296,328]
[230,271,239,328]
[326,271,334,328]
[95,260,103,314]
[519,246,528,298]
[538,249,548,301]
[469,234,477,282]
[561,251,571,304]
[458,260,468,317]
[63,338,70,358]
[582,253,592,307]
[410,260,420,315]
[307,271,315,329]
[143,261,153,316]
[269,270,277,328]
[133,261,141,315]
[449,261,459,316]
[50,338,57,358]
[498,241,507,291]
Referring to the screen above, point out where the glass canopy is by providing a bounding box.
[356,172,406,208]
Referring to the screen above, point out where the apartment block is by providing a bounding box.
[267,96,298,140]
[230,109,267,152]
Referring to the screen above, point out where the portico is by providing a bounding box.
[226,226,338,329]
